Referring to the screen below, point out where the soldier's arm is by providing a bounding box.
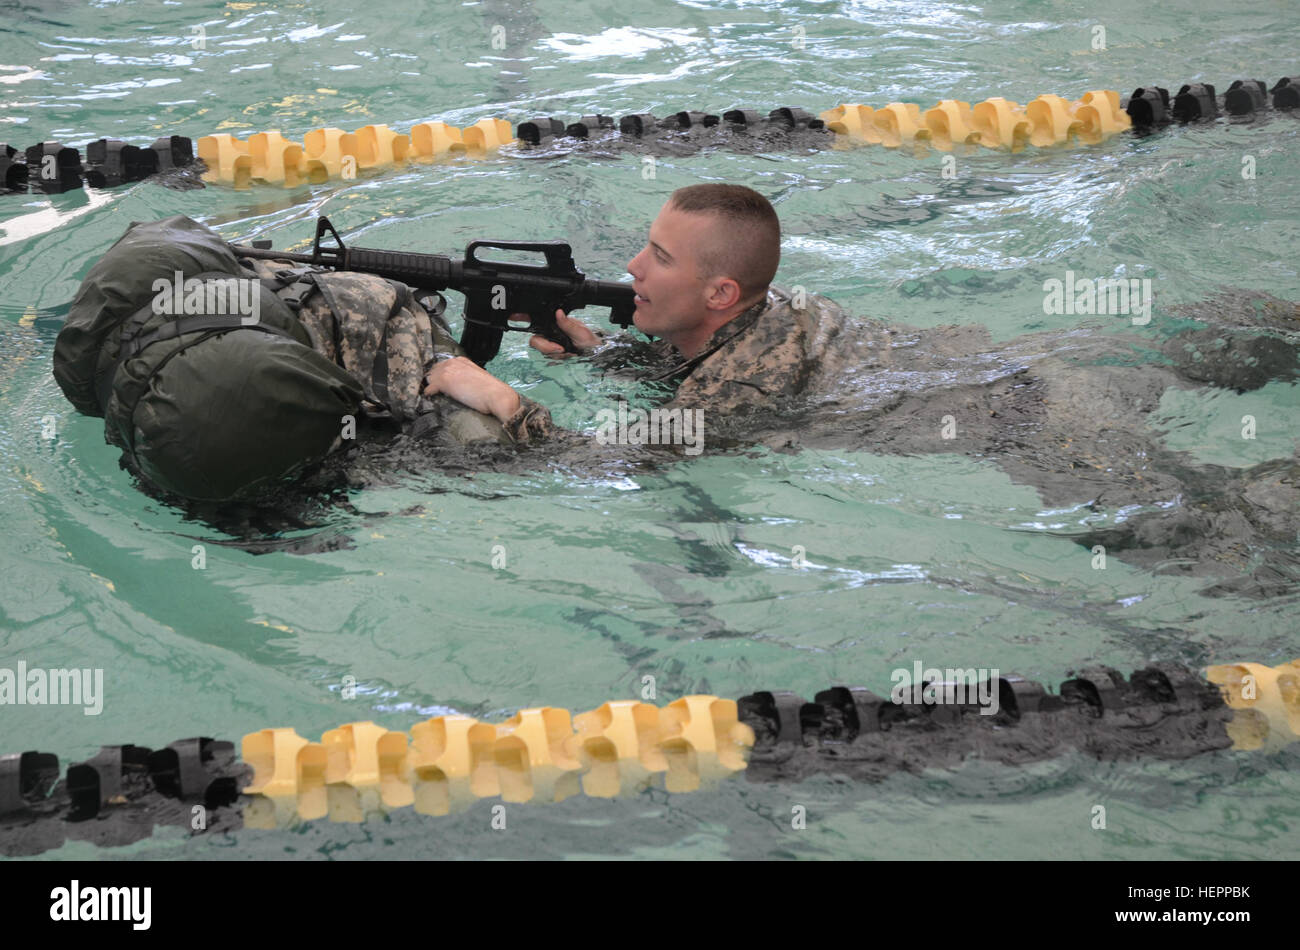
[423,356,560,443]
[423,357,522,425]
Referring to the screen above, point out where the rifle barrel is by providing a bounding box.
[230,245,322,265]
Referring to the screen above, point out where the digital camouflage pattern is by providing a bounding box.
[243,259,553,444]
[645,285,848,413]
[242,258,431,421]
[501,395,557,442]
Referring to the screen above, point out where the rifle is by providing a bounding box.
[230,217,635,365]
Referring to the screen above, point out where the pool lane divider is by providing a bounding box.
[2,75,1296,195]
[0,659,1295,855]
[1,136,193,194]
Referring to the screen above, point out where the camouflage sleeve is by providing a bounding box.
[502,394,557,444]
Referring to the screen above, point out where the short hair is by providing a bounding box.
[667,184,780,301]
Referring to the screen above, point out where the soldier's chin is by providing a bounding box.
[632,309,656,334]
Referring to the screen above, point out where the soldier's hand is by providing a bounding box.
[527,310,602,356]
[424,356,522,424]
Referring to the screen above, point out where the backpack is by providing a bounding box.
[54,216,364,501]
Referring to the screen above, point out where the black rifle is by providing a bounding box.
[230,217,635,365]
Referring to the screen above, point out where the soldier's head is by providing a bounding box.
[627,184,781,356]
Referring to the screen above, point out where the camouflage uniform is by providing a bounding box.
[242,259,553,444]
[623,285,854,413]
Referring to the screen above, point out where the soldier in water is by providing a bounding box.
[427,184,843,421]
[429,183,1297,594]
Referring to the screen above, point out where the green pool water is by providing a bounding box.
[1,0,1297,860]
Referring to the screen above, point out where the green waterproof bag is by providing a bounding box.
[54,216,364,501]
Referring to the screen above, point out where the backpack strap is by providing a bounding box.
[266,269,320,312]
[118,314,292,361]
[371,318,392,411]
[309,272,400,418]
[237,258,322,313]
[98,269,301,416]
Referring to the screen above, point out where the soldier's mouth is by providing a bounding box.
[634,293,650,307]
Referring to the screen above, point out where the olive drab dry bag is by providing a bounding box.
[54,216,363,501]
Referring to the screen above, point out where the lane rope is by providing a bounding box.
[2,659,1294,854]
[3,75,1296,194]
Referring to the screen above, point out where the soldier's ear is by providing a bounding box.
[709,276,743,309]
